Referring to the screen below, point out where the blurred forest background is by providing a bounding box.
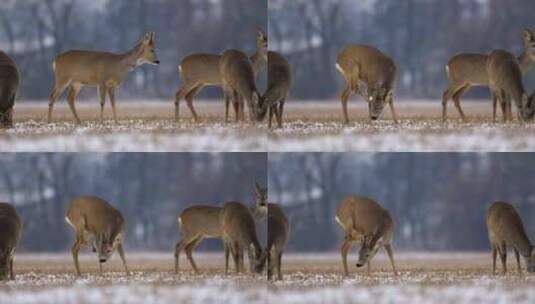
[0,153,267,252]
[269,0,535,100]
[0,0,267,100]
[268,153,535,252]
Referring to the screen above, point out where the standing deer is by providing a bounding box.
[220,50,263,123]
[220,201,265,274]
[0,51,19,128]
[336,44,398,124]
[487,50,534,122]
[260,51,292,128]
[442,29,535,122]
[174,205,221,274]
[49,32,160,124]
[335,196,397,276]
[174,182,267,274]
[174,30,267,122]
[65,196,129,276]
[266,203,289,281]
[0,203,21,281]
[486,201,535,275]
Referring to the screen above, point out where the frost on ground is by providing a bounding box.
[2,100,534,151]
[2,252,535,304]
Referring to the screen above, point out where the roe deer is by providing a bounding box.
[486,201,535,275]
[266,203,289,280]
[174,182,268,274]
[0,51,19,128]
[174,205,222,274]
[49,32,160,124]
[260,51,292,128]
[336,196,397,276]
[220,50,262,123]
[442,29,535,122]
[336,45,397,124]
[65,196,129,276]
[174,30,267,122]
[487,50,534,122]
[220,201,265,274]
[0,203,21,281]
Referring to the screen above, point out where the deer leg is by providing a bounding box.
[66,83,82,124]
[185,237,202,274]
[491,92,498,123]
[340,86,352,125]
[513,248,522,276]
[224,242,230,275]
[98,85,107,122]
[232,244,240,273]
[492,246,497,275]
[452,85,468,122]
[268,106,274,129]
[341,238,352,277]
[48,79,71,123]
[499,94,508,123]
[277,252,283,280]
[499,243,507,275]
[384,244,398,275]
[224,93,233,124]
[277,101,285,128]
[9,256,14,280]
[175,82,199,122]
[107,87,118,123]
[185,86,201,122]
[117,243,129,276]
[71,237,83,277]
[388,97,398,124]
[232,95,240,123]
[441,87,453,122]
[174,238,188,274]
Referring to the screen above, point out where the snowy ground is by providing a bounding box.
[1,99,534,152]
[2,252,535,304]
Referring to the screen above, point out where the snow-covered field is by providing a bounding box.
[2,252,535,304]
[2,100,534,151]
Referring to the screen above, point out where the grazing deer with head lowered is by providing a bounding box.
[220,201,265,274]
[49,32,160,124]
[65,196,129,277]
[442,29,535,122]
[259,51,292,128]
[487,50,534,122]
[266,203,289,280]
[336,196,397,276]
[174,182,268,274]
[174,30,267,122]
[0,203,21,281]
[487,201,535,275]
[0,51,19,128]
[336,45,397,124]
[220,50,263,123]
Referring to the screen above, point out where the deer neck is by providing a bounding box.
[251,46,267,76]
[518,51,535,75]
[120,42,144,71]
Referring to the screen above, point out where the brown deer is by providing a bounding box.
[65,196,129,276]
[174,182,267,274]
[266,203,289,280]
[336,44,397,124]
[174,30,267,122]
[336,196,397,276]
[0,203,21,281]
[442,29,535,122]
[260,51,292,128]
[486,201,535,275]
[49,32,160,124]
[0,51,19,128]
[220,50,263,123]
[220,201,265,274]
[487,50,534,122]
